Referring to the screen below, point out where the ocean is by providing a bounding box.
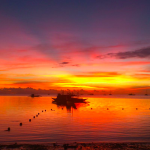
[0,95,150,143]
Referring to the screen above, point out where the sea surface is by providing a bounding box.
[0,95,150,143]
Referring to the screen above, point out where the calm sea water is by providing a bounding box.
[0,95,150,143]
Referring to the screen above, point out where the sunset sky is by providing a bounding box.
[0,0,150,93]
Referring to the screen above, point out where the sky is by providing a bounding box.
[0,0,150,94]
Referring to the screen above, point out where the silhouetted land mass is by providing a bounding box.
[0,88,89,95]
[0,87,149,95]
[0,87,58,95]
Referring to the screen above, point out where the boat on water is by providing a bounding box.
[52,93,88,110]
[30,94,40,97]
[145,89,148,96]
[128,93,135,96]
[52,93,87,104]
[88,93,94,95]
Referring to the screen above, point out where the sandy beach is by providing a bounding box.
[1,142,150,150]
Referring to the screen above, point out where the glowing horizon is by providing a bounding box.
[0,1,150,94]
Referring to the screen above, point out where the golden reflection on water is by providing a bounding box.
[0,95,150,143]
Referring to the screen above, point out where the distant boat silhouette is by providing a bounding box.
[145,89,148,96]
[30,94,40,97]
[128,93,135,96]
[5,127,10,131]
[88,93,94,95]
[109,90,112,95]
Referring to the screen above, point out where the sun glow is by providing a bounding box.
[44,73,142,90]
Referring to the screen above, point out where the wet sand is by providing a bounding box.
[0,142,150,150]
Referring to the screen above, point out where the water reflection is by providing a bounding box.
[0,95,150,143]
[52,99,89,112]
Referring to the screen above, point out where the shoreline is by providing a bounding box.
[1,142,150,150]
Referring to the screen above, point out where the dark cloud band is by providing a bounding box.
[107,47,150,59]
